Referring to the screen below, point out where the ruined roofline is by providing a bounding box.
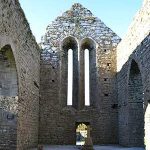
[117,0,150,72]
[17,0,40,52]
[42,3,121,44]
[58,3,94,19]
[2,0,40,52]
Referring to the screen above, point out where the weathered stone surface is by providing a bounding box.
[0,0,150,149]
[117,0,150,71]
[117,34,150,148]
[39,3,120,145]
[117,0,150,147]
[0,0,40,149]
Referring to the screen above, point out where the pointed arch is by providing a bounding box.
[128,59,144,146]
[60,36,78,108]
[0,44,18,149]
[80,38,97,108]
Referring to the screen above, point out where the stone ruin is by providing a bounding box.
[0,0,150,149]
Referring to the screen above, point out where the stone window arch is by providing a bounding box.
[60,36,78,109]
[128,59,144,146]
[80,38,96,108]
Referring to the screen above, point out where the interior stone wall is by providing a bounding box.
[1,0,149,149]
[117,34,150,148]
[0,0,40,149]
[128,60,144,146]
[117,0,150,72]
[0,45,18,150]
[117,0,150,148]
[0,97,18,150]
[39,3,120,145]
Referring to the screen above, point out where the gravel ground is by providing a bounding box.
[30,145,145,150]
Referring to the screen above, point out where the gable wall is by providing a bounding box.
[39,3,120,145]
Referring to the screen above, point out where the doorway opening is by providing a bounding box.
[76,122,89,145]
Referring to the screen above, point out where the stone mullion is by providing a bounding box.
[78,47,85,110]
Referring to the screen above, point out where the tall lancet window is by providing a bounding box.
[67,49,73,105]
[61,37,78,108]
[81,38,96,107]
[84,49,90,106]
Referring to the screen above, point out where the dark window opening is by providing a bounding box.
[107,63,111,66]
[104,78,108,81]
[7,114,15,120]
[104,93,109,96]
[104,49,107,52]
[34,81,39,89]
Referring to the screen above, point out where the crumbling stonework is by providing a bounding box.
[0,0,40,149]
[0,0,150,149]
[117,0,150,148]
[39,3,120,145]
[117,34,150,148]
[117,0,150,72]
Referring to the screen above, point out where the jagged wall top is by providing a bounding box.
[41,3,120,43]
[117,0,150,71]
[61,3,93,18]
[41,3,121,65]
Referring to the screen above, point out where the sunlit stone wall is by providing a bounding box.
[40,3,120,145]
[0,0,40,149]
[117,0,150,72]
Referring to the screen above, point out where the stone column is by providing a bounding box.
[78,48,85,110]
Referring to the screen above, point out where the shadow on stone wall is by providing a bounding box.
[0,103,17,150]
[117,34,150,148]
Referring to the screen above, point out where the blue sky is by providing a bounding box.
[19,0,143,43]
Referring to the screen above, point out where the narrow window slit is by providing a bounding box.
[67,49,73,105]
[84,49,90,106]
[104,93,109,96]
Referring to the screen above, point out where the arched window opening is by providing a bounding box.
[0,45,18,96]
[67,49,73,105]
[0,45,18,149]
[61,37,78,108]
[128,60,144,147]
[81,38,96,108]
[84,49,90,106]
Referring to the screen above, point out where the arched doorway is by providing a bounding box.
[0,45,18,149]
[76,122,89,146]
[128,60,144,147]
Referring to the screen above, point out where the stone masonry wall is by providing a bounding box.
[117,0,150,72]
[0,45,18,149]
[117,0,150,148]
[0,0,40,149]
[39,3,121,145]
[117,34,150,148]
[0,97,18,149]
